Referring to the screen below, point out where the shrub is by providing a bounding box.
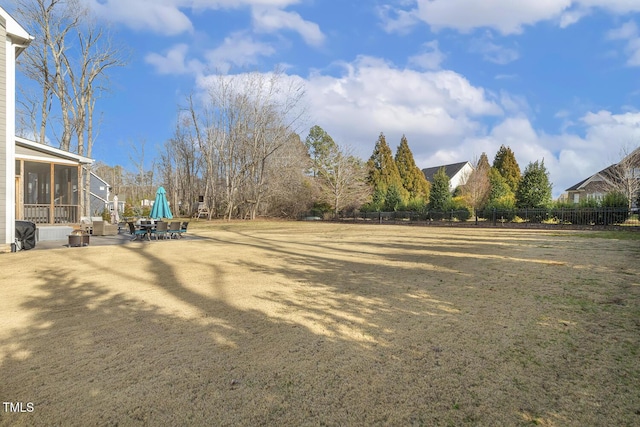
[404,197,427,212]
[310,202,332,217]
[101,208,111,223]
[602,191,628,208]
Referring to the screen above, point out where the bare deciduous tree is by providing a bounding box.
[262,133,314,218]
[159,107,204,217]
[318,144,369,218]
[460,154,491,222]
[602,146,640,210]
[198,70,307,220]
[16,0,126,215]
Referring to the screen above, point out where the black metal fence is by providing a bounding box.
[303,207,640,228]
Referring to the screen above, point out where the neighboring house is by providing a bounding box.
[566,148,640,207]
[15,136,93,224]
[90,172,110,216]
[89,172,123,218]
[1,7,32,250]
[565,166,610,204]
[422,161,474,192]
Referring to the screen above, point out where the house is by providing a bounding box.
[1,7,33,251]
[15,136,94,225]
[90,172,124,218]
[566,148,640,206]
[422,161,474,192]
[565,166,611,204]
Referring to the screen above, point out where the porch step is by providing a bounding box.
[36,226,74,242]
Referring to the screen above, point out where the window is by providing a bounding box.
[24,162,50,204]
[54,165,78,205]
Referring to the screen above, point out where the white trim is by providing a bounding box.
[4,34,17,244]
[90,192,108,204]
[16,136,94,164]
[90,170,110,186]
[0,7,31,44]
[15,153,80,165]
[0,6,32,246]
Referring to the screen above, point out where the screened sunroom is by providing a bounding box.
[15,137,93,224]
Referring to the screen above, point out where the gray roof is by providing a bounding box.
[565,165,613,191]
[421,161,469,182]
[566,147,640,191]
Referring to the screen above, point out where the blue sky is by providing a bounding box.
[16,0,640,197]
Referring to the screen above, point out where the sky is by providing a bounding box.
[15,0,640,198]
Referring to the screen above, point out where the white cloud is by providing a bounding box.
[578,0,640,14]
[469,35,519,64]
[145,44,204,75]
[145,32,278,76]
[376,5,421,35]
[87,0,194,35]
[607,21,638,40]
[204,32,277,73]
[386,0,640,35]
[413,0,573,35]
[607,21,640,67]
[408,41,446,70]
[88,0,321,47]
[559,7,590,28]
[252,7,325,46]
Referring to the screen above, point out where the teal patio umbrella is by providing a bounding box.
[150,186,173,219]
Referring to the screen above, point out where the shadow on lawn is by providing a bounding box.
[0,243,460,426]
[1,226,638,426]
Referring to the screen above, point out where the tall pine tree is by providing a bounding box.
[477,152,491,171]
[305,125,336,178]
[366,133,407,208]
[493,145,521,194]
[394,135,430,202]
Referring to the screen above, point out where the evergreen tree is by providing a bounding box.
[477,152,491,171]
[516,160,553,208]
[487,167,515,209]
[429,167,452,210]
[366,132,408,205]
[394,135,430,202]
[305,125,336,177]
[493,145,521,193]
[384,184,404,211]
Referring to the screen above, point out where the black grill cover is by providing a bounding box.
[15,221,37,250]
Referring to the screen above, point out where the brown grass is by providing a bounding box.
[0,221,639,426]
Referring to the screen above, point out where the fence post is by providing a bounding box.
[492,208,497,226]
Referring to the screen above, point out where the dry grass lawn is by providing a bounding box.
[0,221,639,426]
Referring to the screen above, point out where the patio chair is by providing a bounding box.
[152,221,169,240]
[178,221,189,238]
[127,222,148,241]
[168,221,181,239]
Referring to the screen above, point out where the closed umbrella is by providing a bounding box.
[112,195,120,224]
[149,186,173,219]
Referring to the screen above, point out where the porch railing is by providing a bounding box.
[23,204,79,224]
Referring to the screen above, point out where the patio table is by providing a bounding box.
[137,223,155,240]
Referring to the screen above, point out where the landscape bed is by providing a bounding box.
[0,221,638,426]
